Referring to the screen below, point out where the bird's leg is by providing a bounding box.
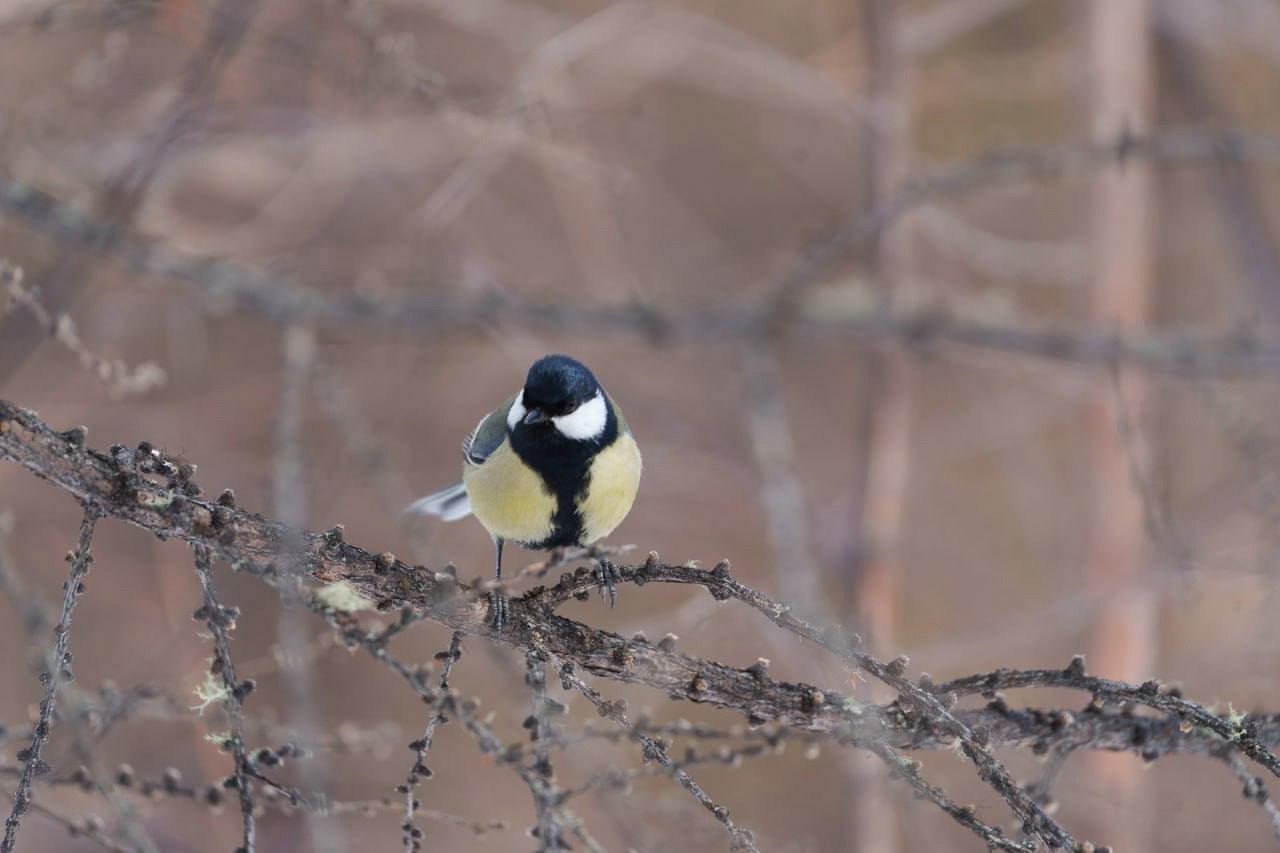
[590,547,621,608]
[489,537,508,630]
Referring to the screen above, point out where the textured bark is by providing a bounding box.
[7,397,1280,850]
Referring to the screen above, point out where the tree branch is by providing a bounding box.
[0,507,96,845]
[192,545,256,853]
[5,397,1280,850]
[2,509,97,853]
[401,632,462,850]
[7,130,1280,377]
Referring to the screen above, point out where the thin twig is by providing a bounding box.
[542,560,1075,848]
[938,663,1280,779]
[0,507,52,636]
[543,646,760,853]
[7,401,1280,848]
[192,545,256,853]
[0,263,165,398]
[2,509,98,853]
[524,651,565,851]
[9,131,1280,376]
[402,632,463,850]
[857,739,1033,852]
[306,603,570,846]
[8,790,133,853]
[1218,747,1280,842]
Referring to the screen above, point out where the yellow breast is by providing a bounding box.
[580,433,642,544]
[462,442,556,544]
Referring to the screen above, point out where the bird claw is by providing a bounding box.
[593,558,620,608]
[488,589,509,630]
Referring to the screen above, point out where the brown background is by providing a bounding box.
[4,0,1280,850]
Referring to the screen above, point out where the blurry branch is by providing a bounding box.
[273,326,314,531]
[268,323,348,853]
[333,0,446,99]
[912,205,1088,285]
[1024,746,1072,816]
[306,592,585,851]
[8,129,1280,376]
[9,400,1280,848]
[2,510,97,853]
[738,345,824,613]
[0,0,154,33]
[413,1,651,236]
[310,357,418,517]
[1221,748,1280,842]
[0,263,165,398]
[763,126,1280,314]
[0,761,487,826]
[0,0,256,388]
[0,511,51,638]
[1159,0,1280,77]
[1157,20,1280,326]
[900,0,1038,58]
[848,6,914,850]
[1083,3,1158,849]
[8,794,130,853]
[57,675,159,853]
[850,0,914,656]
[1109,366,1189,572]
[103,0,257,215]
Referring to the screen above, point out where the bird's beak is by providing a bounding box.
[522,408,549,425]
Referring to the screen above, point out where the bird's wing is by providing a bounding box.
[607,392,632,436]
[463,393,518,465]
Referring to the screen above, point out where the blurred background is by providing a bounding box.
[4,0,1280,850]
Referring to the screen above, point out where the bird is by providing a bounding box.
[406,354,642,626]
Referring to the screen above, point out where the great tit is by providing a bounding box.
[407,354,642,623]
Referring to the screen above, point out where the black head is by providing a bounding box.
[520,354,600,422]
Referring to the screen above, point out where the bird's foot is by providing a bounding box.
[593,558,621,608]
[488,589,509,631]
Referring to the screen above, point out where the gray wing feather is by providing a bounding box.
[463,393,517,465]
[405,482,471,521]
[405,394,517,522]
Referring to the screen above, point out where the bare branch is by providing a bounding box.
[939,663,1280,779]
[857,739,1033,853]
[900,0,1038,58]
[1219,748,1280,842]
[544,647,760,853]
[0,263,165,398]
[5,791,131,853]
[401,632,463,850]
[2,509,98,853]
[308,603,576,847]
[6,399,1280,849]
[7,131,1280,377]
[524,651,566,851]
[192,545,256,853]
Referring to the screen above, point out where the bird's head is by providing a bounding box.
[507,354,607,441]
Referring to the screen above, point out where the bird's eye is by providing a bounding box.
[560,400,581,416]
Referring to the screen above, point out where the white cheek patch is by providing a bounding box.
[506,390,526,431]
[554,391,607,441]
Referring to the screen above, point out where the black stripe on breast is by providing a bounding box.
[508,394,619,549]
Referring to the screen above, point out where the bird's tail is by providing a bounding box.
[405,482,472,522]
